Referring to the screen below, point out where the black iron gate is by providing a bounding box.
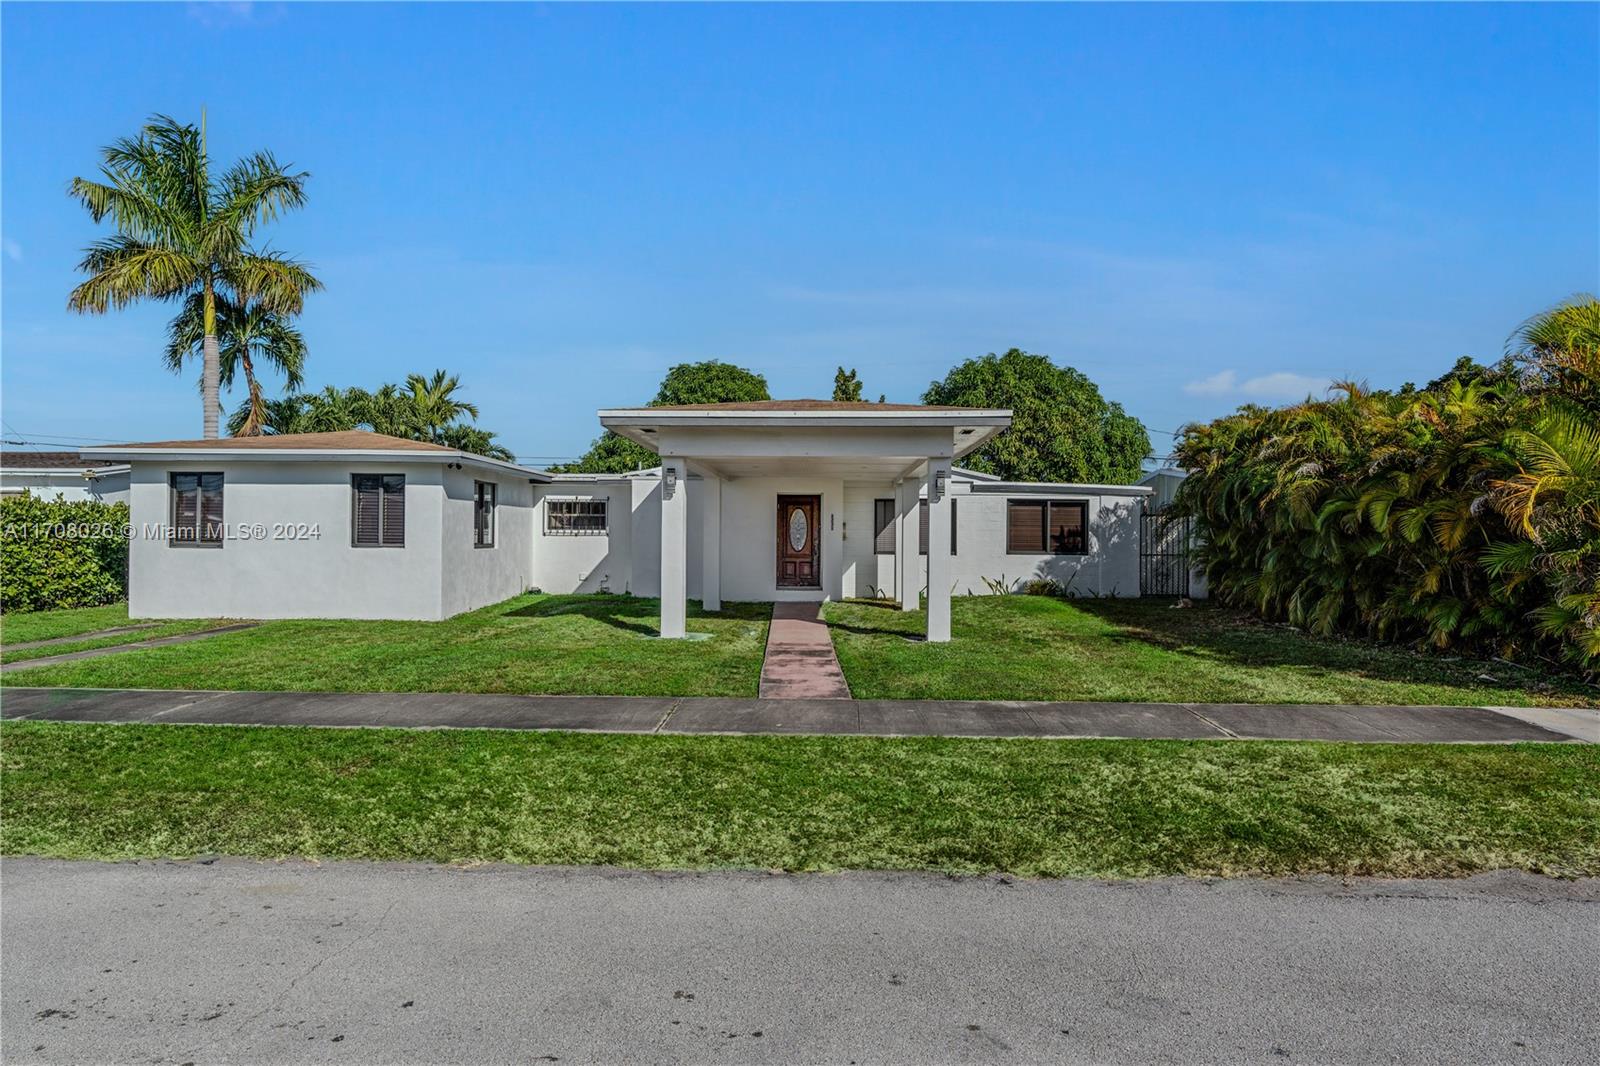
[1140,511,1191,597]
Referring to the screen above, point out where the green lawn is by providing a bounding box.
[1,594,770,697]
[0,602,133,644]
[3,720,1595,878]
[826,597,1597,708]
[0,602,231,665]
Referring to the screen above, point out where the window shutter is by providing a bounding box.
[198,473,224,543]
[1007,500,1046,553]
[172,475,199,541]
[1047,501,1086,554]
[950,498,958,555]
[873,499,895,555]
[918,500,929,555]
[353,475,381,545]
[381,475,406,546]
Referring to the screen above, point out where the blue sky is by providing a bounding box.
[3,2,1596,464]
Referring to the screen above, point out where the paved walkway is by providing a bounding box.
[0,624,260,673]
[1,687,1590,742]
[758,601,851,699]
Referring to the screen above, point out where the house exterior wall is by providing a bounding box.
[1,470,129,504]
[530,481,636,594]
[439,466,536,618]
[840,480,1147,601]
[714,476,845,602]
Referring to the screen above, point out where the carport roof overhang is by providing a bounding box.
[598,403,1012,480]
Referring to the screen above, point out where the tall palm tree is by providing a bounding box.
[166,290,308,435]
[68,113,321,438]
[405,370,479,443]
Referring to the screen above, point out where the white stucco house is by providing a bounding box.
[80,401,1153,642]
[0,451,130,504]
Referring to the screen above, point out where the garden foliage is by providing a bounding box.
[1,494,131,612]
[1173,296,1600,673]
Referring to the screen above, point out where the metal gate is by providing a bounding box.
[1140,511,1191,597]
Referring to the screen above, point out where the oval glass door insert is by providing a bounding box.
[788,507,808,551]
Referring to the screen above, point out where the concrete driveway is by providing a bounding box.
[3,858,1595,1065]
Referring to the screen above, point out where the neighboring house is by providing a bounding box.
[81,401,1153,640]
[0,451,130,504]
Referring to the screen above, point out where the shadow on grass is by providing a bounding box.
[1071,598,1596,700]
[498,595,768,639]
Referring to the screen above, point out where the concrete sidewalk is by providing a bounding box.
[1,687,1590,742]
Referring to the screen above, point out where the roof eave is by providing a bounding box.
[79,446,551,482]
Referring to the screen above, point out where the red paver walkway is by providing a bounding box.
[758,601,852,700]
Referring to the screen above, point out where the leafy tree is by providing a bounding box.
[922,348,1149,483]
[405,370,480,443]
[68,113,321,438]
[226,372,514,461]
[166,293,307,435]
[560,360,771,473]
[833,367,864,402]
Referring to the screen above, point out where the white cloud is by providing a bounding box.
[1184,369,1328,402]
[3,238,21,262]
[186,3,283,28]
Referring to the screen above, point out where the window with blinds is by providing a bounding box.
[352,474,406,547]
[1006,499,1087,555]
[547,499,607,534]
[873,499,895,554]
[918,499,957,555]
[474,481,496,548]
[169,473,224,547]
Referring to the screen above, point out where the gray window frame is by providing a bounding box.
[474,481,497,549]
[168,472,224,548]
[351,473,406,548]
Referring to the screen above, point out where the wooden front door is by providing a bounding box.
[776,495,821,588]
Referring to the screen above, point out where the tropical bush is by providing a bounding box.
[1172,296,1599,675]
[1,495,131,612]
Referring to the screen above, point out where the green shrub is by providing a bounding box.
[1172,296,1599,674]
[0,494,130,612]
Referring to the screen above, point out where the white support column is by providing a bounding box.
[895,476,919,611]
[659,457,688,638]
[700,473,721,613]
[925,458,953,642]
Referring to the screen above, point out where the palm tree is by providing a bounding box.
[405,370,479,443]
[167,291,308,435]
[68,113,321,438]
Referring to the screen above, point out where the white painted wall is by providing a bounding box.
[838,480,1148,600]
[1,470,129,504]
[127,459,536,621]
[440,466,536,618]
[530,481,635,594]
[715,476,845,602]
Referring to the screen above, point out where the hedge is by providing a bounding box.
[0,493,130,612]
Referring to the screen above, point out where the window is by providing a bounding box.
[918,498,957,556]
[1007,499,1087,555]
[873,499,896,554]
[547,498,607,534]
[474,481,497,548]
[352,474,406,547]
[169,473,224,547]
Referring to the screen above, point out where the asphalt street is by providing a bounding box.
[3,858,1595,1064]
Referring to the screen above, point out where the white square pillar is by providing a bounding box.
[659,457,688,638]
[895,476,919,611]
[925,458,953,642]
[700,473,721,613]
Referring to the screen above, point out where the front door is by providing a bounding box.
[776,495,821,588]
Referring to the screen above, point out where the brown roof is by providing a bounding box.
[104,431,456,452]
[625,399,986,413]
[0,450,124,469]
